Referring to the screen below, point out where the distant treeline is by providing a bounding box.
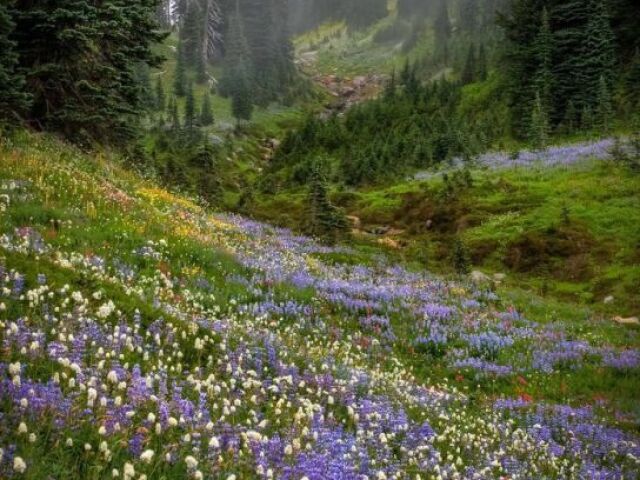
[265,0,640,188]
[288,0,389,33]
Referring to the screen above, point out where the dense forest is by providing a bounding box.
[0,0,639,198]
[267,0,640,190]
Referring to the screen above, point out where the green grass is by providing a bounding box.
[254,158,640,316]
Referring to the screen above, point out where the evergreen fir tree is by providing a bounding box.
[181,0,203,70]
[0,1,29,122]
[185,82,196,129]
[135,63,156,110]
[529,90,550,149]
[459,0,478,33]
[174,42,187,97]
[562,100,578,133]
[155,0,171,29]
[10,0,165,145]
[626,47,640,107]
[476,44,488,82]
[452,238,471,275]
[582,0,616,107]
[200,91,214,126]
[306,160,348,243]
[221,7,253,123]
[461,44,477,85]
[170,97,180,130]
[596,74,613,132]
[533,7,554,118]
[434,0,452,64]
[155,76,166,112]
[384,69,397,100]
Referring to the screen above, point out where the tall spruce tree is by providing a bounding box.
[533,7,554,122]
[582,0,616,107]
[185,82,196,129]
[529,90,550,148]
[459,0,479,32]
[306,160,348,243]
[221,6,253,122]
[461,44,477,85]
[498,0,550,137]
[174,42,187,97]
[155,76,166,112]
[0,1,29,122]
[434,0,452,64]
[170,97,181,130]
[10,0,165,145]
[477,44,489,81]
[200,91,214,126]
[596,74,613,132]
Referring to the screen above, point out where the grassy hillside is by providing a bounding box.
[253,139,640,315]
[0,130,638,478]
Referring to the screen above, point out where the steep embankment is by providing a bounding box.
[0,132,638,479]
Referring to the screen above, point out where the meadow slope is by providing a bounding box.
[0,132,639,479]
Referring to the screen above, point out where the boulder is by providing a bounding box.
[613,316,639,326]
[470,271,491,283]
[603,295,615,304]
[366,225,391,235]
[378,237,400,249]
[346,215,361,229]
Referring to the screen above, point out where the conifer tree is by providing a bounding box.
[461,44,477,85]
[583,0,616,104]
[135,63,156,110]
[174,42,187,97]
[384,69,397,100]
[459,0,478,33]
[529,90,550,149]
[306,160,348,243]
[200,91,214,126]
[155,77,166,112]
[9,0,165,145]
[170,97,180,130]
[0,1,29,122]
[533,7,554,118]
[476,44,488,82]
[185,82,196,129]
[434,0,452,64]
[221,7,253,123]
[181,1,203,69]
[155,0,171,29]
[627,48,640,106]
[452,238,471,275]
[596,74,613,132]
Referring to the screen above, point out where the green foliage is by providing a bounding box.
[8,0,165,145]
[529,91,550,149]
[219,9,253,122]
[461,44,477,85]
[184,82,196,129]
[305,160,349,243]
[499,0,624,137]
[174,42,187,97]
[434,0,452,63]
[452,238,471,275]
[0,1,29,123]
[200,91,214,126]
[270,74,495,188]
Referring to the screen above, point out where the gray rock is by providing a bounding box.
[470,271,491,283]
[613,316,639,326]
